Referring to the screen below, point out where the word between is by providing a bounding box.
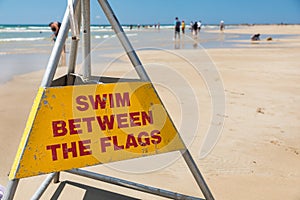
[52,110,153,136]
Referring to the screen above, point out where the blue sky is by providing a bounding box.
[0,0,299,25]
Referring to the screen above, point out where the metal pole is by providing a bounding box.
[181,150,215,200]
[3,179,19,200]
[67,1,82,85]
[31,173,57,200]
[41,0,80,87]
[97,1,215,199]
[81,0,91,80]
[66,168,204,200]
[53,172,60,184]
[97,0,151,82]
[4,2,80,199]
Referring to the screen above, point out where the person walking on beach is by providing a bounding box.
[174,17,181,39]
[197,20,202,33]
[181,20,185,34]
[192,21,198,37]
[190,21,194,33]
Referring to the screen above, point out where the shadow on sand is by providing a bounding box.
[50,181,141,200]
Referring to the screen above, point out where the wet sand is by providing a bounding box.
[0,25,299,199]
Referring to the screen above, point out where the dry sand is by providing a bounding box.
[0,25,299,199]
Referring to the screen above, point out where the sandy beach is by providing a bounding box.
[0,25,299,199]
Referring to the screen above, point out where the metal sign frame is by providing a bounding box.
[4,0,214,199]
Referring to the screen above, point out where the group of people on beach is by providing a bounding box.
[174,17,225,40]
[190,20,203,36]
[174,17,204,39]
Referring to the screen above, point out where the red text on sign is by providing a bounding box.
[46,139,92,161]
[76,92,130,111]
[52,111,153,137]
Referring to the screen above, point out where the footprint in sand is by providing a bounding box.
[270,140,299,155]
[225,89,245,96]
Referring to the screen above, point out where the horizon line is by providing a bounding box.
[0,22,299,26]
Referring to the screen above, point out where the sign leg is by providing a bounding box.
[31,173,57,199]
[53,172,60,184]
[41,0,80,87]
[97,0,151,82]
[67,1,81,85]
[181,149,215,200]
[3,179,19,200]
[81,0,91,80]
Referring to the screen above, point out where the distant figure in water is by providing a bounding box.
[192,21,198,37]
[251,33,261,41]
[220,20,225,31]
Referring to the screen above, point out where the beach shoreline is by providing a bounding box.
[1,24,299,84]
[0,25,299,200]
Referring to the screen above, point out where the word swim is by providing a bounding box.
[46,130,162,161]
[52,111,153,136]
[75,92,130,111]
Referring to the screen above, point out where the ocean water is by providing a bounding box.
[0,24,124,83]
[0,24,117,42]
[0,24,295,83]
[1,24,292,49]
[0,24,216,82]
[0,24,235,43]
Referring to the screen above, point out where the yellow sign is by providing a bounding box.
[9,82,185,179]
